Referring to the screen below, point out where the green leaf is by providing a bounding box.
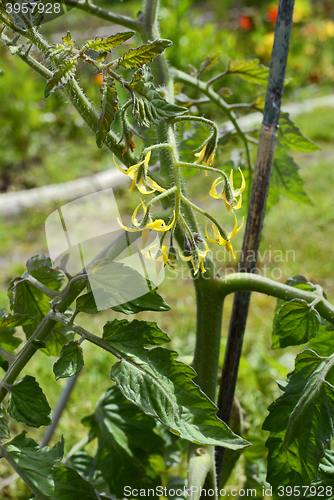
[0,308,25,353]
[62,32,75,47]
[8,375,52,428]
[263,350,334,496]
[279,112,321,152]
[306,450,334,498]
[42,322,75,357]
[104,319,170,347]
[119,39,172,69]
[272,299,321,348]
[268,145,312,208]
[96,78,119,148]
[8,255,64,340]
[0,310,32,329]
[83,31,134,52]
[227,59,269,86]
[308,323,334,358]
[88,260,151,307]
[252,93,265,112]
[9,45,23,55]
[0,432,100,499]
[76,289,113,315]
[286,275,316,291]
[82,386,164,496]
[26,255,64,291]
[0,403,10,439]
[44,60,77,98]
[198,52,221,77]
[0,327,22,353]
[111,289,170,314]
[47,44,69,58]
[53,340,84,380]
[66,451,96,482]
[130,69,186,127]
[103,320,249,449]
[8,279,50,339]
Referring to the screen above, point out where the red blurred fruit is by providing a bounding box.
[239,15,253,31]
[266,6,278,24]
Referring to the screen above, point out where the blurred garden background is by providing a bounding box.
[1,0,334,497]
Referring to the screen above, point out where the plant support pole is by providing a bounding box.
[215,0,296,484]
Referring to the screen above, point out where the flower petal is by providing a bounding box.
[230,211,244,238]
[144,150,152,169]
[234,168,246,196]
[229,169,234,191]
[117,218,142,232]
[146,211,176,232]
[194,146,206,164]
[209,177,225,199]
[127,160,145,179]
[146,176,166,193]
[137,177,156,194]
[113,155,127,175]
[132,200,147,227]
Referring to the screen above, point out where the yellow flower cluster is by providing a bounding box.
[116,141,245,275]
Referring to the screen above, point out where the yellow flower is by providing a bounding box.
[142,244,177,276]
[118,200,176,233]
[194,143,215,166]
[205,212,243,259]
[194,134,217,166]
[114,151,165,194]
[210,168,245,214]
[178,240,210,275]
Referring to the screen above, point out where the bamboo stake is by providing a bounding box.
[215,0,296,485]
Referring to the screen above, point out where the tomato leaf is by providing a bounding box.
[272,299,321,348]
[53,340,84,380]
[119,39,172,69]
[103,319,249,449]
[8,375,52,428]
[263,350,334,496]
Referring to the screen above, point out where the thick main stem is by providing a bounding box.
[215,0,296,485]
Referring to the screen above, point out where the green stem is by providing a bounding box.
[49,312,121,358]
[142,143,172,157]
[2,27,138,166]
[63,0,142,32]
[180,194,229,240]
[178,162,223,176]
[192,275,222,401]
[171,68,253,181]
[218,273,334,323]
[145,186,177,210]
[173,114,218,134]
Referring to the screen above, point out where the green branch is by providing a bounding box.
[170,68,253,182]
[218,273,334,324]
[63,0,142,32]
[1,27,138,166]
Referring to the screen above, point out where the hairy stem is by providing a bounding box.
[63,0,142,32]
